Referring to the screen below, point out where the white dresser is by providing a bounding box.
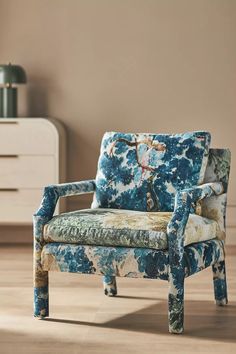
[0,118,66,224]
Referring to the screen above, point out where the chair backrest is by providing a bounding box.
[201,149,231,241]
[203,149,231,192]
[92,131,211,212]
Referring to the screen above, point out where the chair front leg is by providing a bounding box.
[168,272,185,334]
[103,275,117,296]
[212,260,228,306]
[166,190,191,334]
[34,237,49,318]
[33,215,50,318]
[34,269,49,318]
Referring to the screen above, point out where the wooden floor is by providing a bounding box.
[0,245,236,354]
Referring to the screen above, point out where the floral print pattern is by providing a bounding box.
[43,208,220,249]
[92,131,211,212]
[41,239,224,280]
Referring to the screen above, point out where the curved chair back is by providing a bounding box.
[204,148,231,192]
[202,148,231,240]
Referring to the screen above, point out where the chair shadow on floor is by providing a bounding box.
[45,296,236,341]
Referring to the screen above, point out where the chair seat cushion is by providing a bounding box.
[43,208,219,250]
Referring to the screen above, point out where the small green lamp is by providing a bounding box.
[0,63,27,118]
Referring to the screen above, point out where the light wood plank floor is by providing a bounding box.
[0,245,236,354]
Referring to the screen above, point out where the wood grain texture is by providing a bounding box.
[0,244,236,353]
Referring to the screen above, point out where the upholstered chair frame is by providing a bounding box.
[33,148,230,334]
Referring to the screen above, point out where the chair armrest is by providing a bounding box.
[167,182,224,271]
[176,182,224,206]
[34,179,96,220]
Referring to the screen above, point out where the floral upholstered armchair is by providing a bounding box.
[33,131,231,334]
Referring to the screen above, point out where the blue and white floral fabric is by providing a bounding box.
[33,131,230,335]
[92,131,211,211]
[41,239,224,280]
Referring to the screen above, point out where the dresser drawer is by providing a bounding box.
[0,119,57,155]
[0,189,61,224]
[0,189,56,224]
[0,156,56,188]
[0,117,66,225]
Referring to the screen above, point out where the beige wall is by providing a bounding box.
[0,0,235,242]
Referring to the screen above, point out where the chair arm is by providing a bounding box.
[167,182,224,271]
[177,182,224,207]
[34,179,96,220]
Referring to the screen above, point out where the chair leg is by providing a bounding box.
[212,260,228,306]
[34,270,49,318]
[103,275,117,296]
[168,275,184,334]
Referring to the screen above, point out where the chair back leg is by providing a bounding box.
[212,260,228,306]
[103,275,117,296]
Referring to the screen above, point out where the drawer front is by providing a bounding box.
[0,156,56,188]
[0,119,57,155]
[0,189,42,224]
[0,189,59,224]
[0,189,48,224]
